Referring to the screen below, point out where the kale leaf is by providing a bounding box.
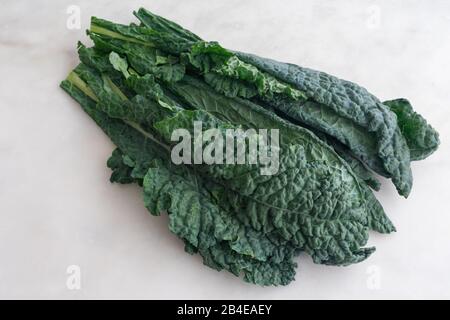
[59,8,439,286]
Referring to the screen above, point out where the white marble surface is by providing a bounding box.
[1,0,450,299]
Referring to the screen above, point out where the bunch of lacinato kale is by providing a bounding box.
[61,8,439,286]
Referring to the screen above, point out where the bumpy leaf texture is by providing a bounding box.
[383,98,440,161]
[61,50,394,285]
[60,8,438,286]
[133,8,439,196]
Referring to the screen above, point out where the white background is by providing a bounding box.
[1,0,449,299]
